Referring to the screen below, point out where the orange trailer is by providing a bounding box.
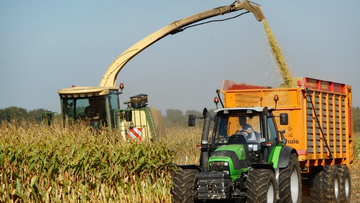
[220,77,353,199]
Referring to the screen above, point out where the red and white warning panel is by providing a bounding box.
[127,128,142,141]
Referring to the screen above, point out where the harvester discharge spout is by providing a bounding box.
[99,0,265,87]
[240,0,265,21]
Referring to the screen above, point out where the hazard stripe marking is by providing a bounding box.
[127,128,142,141]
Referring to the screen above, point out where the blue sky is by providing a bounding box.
[1,0,359,114]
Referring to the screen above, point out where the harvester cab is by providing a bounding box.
[58,86,120,131]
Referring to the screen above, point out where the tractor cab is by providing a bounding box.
[57,86,120,130]
[209,107,283,165]
[184,107,292,201]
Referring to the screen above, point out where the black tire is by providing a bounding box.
[246,169,277,203]
[278,153,302,203]
[322,165,341,203]
[310,165,341,203]
[337,165,351,203]
[171,169,199,203]
[309,167,323,203]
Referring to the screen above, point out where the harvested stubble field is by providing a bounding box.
[0,119,359,202]
[352,132,360,203]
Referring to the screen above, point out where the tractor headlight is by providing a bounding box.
[248,144,260,151]
[209,161,230,172]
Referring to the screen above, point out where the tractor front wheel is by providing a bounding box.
[246,168,277,203]
[171,169,199,203]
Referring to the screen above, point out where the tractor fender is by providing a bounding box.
[252,163,275,173]
[278,145,298,169]
[177,164,202,171]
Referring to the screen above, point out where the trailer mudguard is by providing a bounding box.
[277,145,298,169]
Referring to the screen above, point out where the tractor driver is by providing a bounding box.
[85,99,100,130]
[235,116,256,142]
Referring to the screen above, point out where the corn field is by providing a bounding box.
[0,118,203,202]
[2,118,359,202]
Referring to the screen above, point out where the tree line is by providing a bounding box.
[0,107,51,123]
[1,106,360,132]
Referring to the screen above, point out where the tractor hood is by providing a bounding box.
[208,144,248,181]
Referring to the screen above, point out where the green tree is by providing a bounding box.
[0,106,27,122]
[0,107,52,123]
[28,108,51,122]
[164,109,186,127]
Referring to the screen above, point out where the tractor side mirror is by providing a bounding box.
[188,114,196,126]
[125,110,132,122]
[280,113,288,125]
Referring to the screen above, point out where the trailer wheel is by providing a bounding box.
[309,167,323,203]
[323,165,341,203]
[310,165,341,203]
[278,153,302,203]
[171,169,199,203]
[246,169,277,203]
[337,165,351,203]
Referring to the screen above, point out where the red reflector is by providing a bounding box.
[119,83,124,90]
[196,145,201,149]
[297,149,307,156]
[266,142,272,146]
[273,95,279,101]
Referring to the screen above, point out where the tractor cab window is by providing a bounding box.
[214,112,261,145]
[267,113,277,143]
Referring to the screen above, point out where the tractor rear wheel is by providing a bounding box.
[278,153,302,203]
[171,169,199,203]
[337,165,351,203]
[246,168,277,203]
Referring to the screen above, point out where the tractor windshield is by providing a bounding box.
[214,112,261,144]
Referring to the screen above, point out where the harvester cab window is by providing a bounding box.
[107,91,120,127]
[78,99,90,118]
[61,97,107,127]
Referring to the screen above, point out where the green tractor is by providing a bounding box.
[172,107,302,203]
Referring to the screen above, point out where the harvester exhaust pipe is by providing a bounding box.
[200,108,212,172]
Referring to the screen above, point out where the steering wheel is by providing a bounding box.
[236,129,252,139]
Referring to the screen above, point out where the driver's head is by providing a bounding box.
[239,116,247,126]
